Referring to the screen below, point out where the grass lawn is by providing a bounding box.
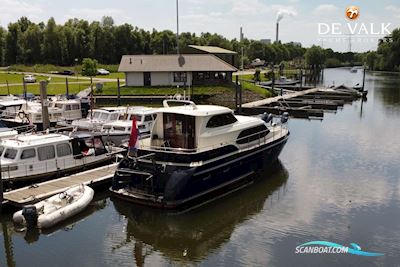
[93,72,124,80]
[241,81,273,97]
[0,72,67,84]
[4,82,91,95]
[98,84,233,96]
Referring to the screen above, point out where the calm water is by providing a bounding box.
[1,68,400,267]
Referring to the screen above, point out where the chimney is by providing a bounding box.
[276,22,279,43]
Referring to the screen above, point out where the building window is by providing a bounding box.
[57,143,72,157]
[206,113,238,128]
[38,145,56,161]
[174,72,187,82]
[21,148,36,159]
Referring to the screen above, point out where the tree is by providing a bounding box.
[81,58,97,76]
[304,45,326,67]
[364,51,378,70]
[5,23,22,64]
[42,17,61,64]
[0,27,5,65]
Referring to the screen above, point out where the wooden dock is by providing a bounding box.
[241,86,363,119]
[242,88,321,108]
[3,163,118,207]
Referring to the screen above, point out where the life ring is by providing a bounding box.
[18,111,30,124]
[18,111,27,120]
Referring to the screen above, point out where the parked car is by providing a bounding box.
[23,75,36,83]
[97,68,110,75]
[57,70,75,75]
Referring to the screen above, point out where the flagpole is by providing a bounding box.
[176,0,180,55]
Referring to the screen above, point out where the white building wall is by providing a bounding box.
[150,72,170,86]
[125,72,144,86]
[126,71,193,86]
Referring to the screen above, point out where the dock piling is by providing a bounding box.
[40,81,50,130]
[117,78,121,106]
[66,77,69,98]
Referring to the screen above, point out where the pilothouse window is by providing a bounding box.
[38,146,56,161]
[236,125,269,144]
[206,113,238,128]
[4,148,17,159]
[57,143,72,157]
[21,148,36,159]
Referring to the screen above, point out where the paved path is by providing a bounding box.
[0,71,119,82]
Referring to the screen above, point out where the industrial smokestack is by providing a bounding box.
[275,8,296,43]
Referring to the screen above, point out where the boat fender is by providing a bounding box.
[261,113,273,124]
[164,169,195,201]
[22,205,38,229]
[281,112,289,123]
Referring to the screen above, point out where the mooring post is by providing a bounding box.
[66,77,69,98]
[300,69,303,90]
[117,78,121,106]
[271,64,275,92]
[22,78,27,100]
[40,81,50,130]
[362,66,366,91]
[239,82,242,114]
[235,75,239,110]
[6,80,9,95]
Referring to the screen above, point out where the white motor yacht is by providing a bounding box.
[111,100,290,209]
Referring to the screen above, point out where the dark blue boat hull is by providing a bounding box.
[111,134,289,209]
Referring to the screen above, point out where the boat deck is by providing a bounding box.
[3,163,118,207]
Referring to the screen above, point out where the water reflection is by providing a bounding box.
[110,162,288,264]
[0,192,109,267]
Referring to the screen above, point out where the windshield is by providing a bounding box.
[92,112,101,119]
[4,148,18,159]
[100,113,109,120]
[129,115,142,121]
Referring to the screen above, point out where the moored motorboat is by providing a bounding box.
[13,184,94,229]
[101,107,157,146]
[111,100,290,209]
[2,98,83,131]
[0,132,124,184]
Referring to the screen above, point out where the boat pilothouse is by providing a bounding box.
[71,107,128,131]
[0,132,124,184]
[1,98,83,131]
[101,107,158,146]
[111,100,290,209]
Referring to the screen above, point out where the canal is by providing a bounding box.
[1,68,400,266]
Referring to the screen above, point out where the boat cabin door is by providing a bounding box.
[163,113,195,149]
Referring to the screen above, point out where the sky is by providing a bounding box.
[0,0,399,52]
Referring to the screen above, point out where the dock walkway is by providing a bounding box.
[242,88,320,108]
[4,163,118,207]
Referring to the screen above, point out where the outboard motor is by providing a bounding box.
[261,112,274,124]
[281,112,289,124]
[22,205,38,229]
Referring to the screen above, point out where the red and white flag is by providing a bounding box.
[128,117,139,151]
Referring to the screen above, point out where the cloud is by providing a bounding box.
[231,0,269,15]
[312,4,338,16]
[0,0,43,26]
[385,5,400,18]
[64,8,129,23]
